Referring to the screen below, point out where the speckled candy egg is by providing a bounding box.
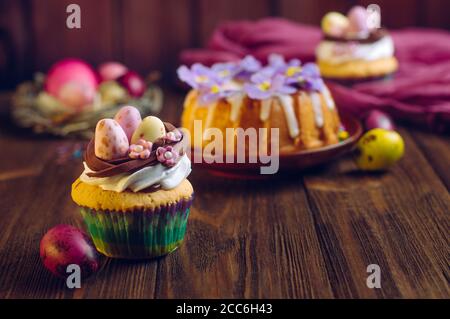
[131,116,166,144]
[114,105,142,142]
[321,12,349,37]
[95,119,129,160]
[355,128,405,171]
[347,6,369,34]
[40,225,101,279]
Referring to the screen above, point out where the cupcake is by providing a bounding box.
[316,6,398,82]
[71,106,193,259]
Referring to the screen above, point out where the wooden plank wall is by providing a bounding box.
[0,0,449,89]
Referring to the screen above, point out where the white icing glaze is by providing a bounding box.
[223,80,243,91]
[316,35,395,64]
[226,93,244,122]
[310,92,324,128]
[80,154,192,192]
[322,87,335,110]
[259,98,272,121]
[277,94,299,138]
[203,101,218,140]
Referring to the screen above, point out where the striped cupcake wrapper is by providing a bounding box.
[80,196,193,259]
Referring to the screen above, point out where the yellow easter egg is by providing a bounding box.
[99,81,127,105]
[321,12,349,37]
[131,116,166,144]
[355,128,405,170]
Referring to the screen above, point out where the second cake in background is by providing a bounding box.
[316,6,398,81]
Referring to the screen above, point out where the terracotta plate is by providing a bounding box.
[191,113,363,179]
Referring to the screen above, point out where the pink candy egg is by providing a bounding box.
[98,62,128,82]
[365,110,395,131]
[347,6,369,34]
[45,58,98,110]
[94,119,129,160]
[114,106,142,142]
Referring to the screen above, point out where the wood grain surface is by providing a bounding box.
[0,90,448,299]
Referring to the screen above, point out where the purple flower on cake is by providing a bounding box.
[210,56,262,82]
[177,55,326,98]
[268,53,300,69]
[267,54,303,83]
[156,146,179,167]
[211,62,239,82]
[301,63,321,78]
[301,63,325,91]
[197,84,228,104]
[129,139,153,159]
[177,63,218,89]
[164,130,182,143]
[268,54,287,69]
[244,69,296,100]
[178,63,238,104]
[240,55,262,73]
[234,55,262,80]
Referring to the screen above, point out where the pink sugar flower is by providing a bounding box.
[156,146,179,167]
[129,139,153,159]
[165,130,182,142]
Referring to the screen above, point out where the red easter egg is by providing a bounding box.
[118,71,146,98]
[40,225,101,279]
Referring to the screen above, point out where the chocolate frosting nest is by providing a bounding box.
[323,28,388,44]
[84,122,186,178]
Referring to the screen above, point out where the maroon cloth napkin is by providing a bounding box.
[180,18,450,131]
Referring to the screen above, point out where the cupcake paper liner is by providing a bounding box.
[80,196,193,259]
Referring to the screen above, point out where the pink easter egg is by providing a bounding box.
[58,82,95,111]
[94,119,129,160]
[114,105,142,142]
[45,58,98,110]
[98,62,128,82]
[365,110,395,131]
[347,6,369,34]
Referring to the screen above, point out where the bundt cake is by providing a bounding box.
[178,54,347,155]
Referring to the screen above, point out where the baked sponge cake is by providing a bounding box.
[316,6,398,80]
[178,54,348,155]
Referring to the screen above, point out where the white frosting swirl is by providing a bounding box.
[316,35,395,64]
[79,154,192,192]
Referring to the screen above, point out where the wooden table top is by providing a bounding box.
[0,90,448,299]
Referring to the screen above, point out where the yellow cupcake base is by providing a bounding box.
[71,178,194,212]
[318,57,398,79]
